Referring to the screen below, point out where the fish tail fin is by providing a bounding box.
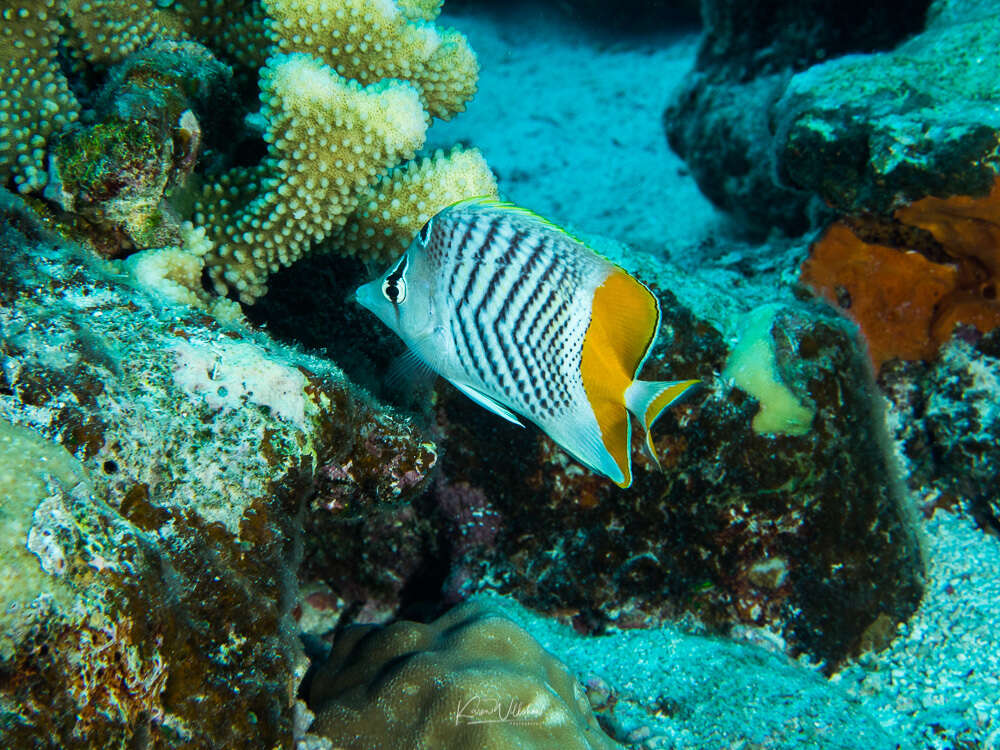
[625,378,699,467]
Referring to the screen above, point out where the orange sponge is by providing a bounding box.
[800,178,1000,371]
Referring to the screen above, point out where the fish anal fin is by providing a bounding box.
[451,380,525,427]
[546,413,631,488]
[625,379,700,466]
[590,405,631,488]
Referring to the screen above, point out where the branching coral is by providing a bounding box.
[196,52,429,302]
[58,0,266,69]
[190,0,486,302]
[170,0,271,71]
[2,0,490,306]
[396,0,443,21]
[263,0,477,119]
[60,0,181,66]
[800,177,1000,370]
[338,145,498,264]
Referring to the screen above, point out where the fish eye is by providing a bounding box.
[417,219,433,245]
[382,276,406,304]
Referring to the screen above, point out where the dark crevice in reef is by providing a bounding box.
[696,0,932,81]
[247,252,408,403]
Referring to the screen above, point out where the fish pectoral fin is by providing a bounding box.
[451,381,525,427]
[624,379,700,466]
[386,349,438,392]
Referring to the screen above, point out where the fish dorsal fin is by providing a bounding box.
[580,269,663,487]
[447,196,585,244]
[450,380,525,427]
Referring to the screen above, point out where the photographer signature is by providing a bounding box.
[454,694,542,725]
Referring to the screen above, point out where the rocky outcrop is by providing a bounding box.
[664,0,1000,235]
[0,190,434,747]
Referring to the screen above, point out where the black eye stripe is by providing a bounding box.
[387,254,408,284]
[381,254,408,305]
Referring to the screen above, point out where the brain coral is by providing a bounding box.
[309,602,622,749]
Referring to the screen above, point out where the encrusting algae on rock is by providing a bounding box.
[0,181,437,745]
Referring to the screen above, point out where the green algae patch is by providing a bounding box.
[724,304,815,436]
[0,418,81,660]
[52,119,161,203]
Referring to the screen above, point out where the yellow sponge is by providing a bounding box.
[723,305,814,436]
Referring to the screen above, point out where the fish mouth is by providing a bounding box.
[353,280,380,313]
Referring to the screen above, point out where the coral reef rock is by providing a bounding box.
[664,0,1000,235]
[0,190,434,747]
[308,601,622,749]
[882,328,1000,530]
[45,40,230,254]
[303,245,925,672]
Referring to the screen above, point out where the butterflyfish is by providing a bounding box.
[355,198,698,488]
